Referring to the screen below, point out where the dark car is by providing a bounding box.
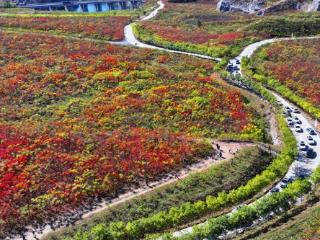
[280,182,288,189]
[307,128,317,135]
[306,148,316,159]
[310,129,317,135]
[293,108,300,113]
[282,176,294,184]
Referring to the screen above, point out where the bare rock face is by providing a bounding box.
[256,0,299,15]
[217,0,265,13]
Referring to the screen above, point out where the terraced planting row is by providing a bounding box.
[0,30,267,238]
[56,66,299,240]
[46,146,273,239]
[245,39,320,120]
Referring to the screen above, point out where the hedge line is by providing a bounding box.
[242,56,320,120]
[65,94,296,239]
[248,15,320,38]
[159,76,320,239]
[132,24,245,58]
[162,170,319,240]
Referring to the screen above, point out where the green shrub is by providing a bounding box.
[166,175,314,239]
[63,109,297,240]
[248,15,320,37]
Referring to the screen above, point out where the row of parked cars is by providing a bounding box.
[272,103,318,192]
[285,107,317,157]
[270,176,295,193]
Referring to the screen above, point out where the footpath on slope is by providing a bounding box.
[17,142,253,240]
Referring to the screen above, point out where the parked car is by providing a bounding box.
[280,182,288,189]
[309,129,317,135]
[284,111,292,118]
[282,176,294,184]
[270,187,279,193]
[306,128,317,135]
[285,107,292,113]
[293,108,300,113]
[299,141,308,151]
[294,120,302,125]
[307,136,317,145]
[236,59,240,64]
[295,168,311,179]
[306,148,316,159]
[295,125,303,133]
[233,66,240,71]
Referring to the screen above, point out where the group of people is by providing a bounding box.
[212,141,239,160]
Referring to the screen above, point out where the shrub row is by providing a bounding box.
[48,147,272,239]
[64,103,296,240]
[132,23,240,58]
[162,172,318,240]
[248,15,320,38]
[167,165,320,239]
[242,56,320,120]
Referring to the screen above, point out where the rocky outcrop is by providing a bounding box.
[217,0,304,14]
[256,0,300,15]
[217,0,265,13]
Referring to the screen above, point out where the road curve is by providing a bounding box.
[170,37,320,239]
[124,1,221,61]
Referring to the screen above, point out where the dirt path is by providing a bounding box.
[35,141,254,240]
[81,141,254,218]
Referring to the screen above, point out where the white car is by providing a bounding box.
[294,119,302,125]
[307,136,317,146]
[295,125,303,133]
[299,141,308,151]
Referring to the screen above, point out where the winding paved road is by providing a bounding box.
[170,36,320,239]
[124,1,221,61]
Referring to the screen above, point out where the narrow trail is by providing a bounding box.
[8,2,320,239]
[18,142,253,240]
